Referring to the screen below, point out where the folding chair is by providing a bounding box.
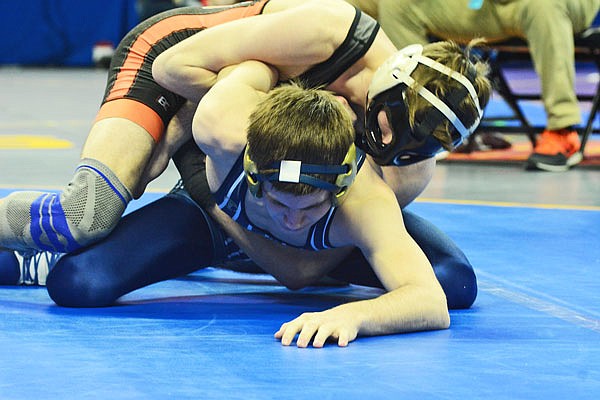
[479,27,600,154]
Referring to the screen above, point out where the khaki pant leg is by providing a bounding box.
[377,0,509,48]
[377,0,600,129]
[497,0,600,129]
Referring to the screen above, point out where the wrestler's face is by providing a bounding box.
[262,183,331,232]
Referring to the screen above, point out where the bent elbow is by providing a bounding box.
[432,292,451,330]
[192,101,215,144]
[192,99,231,153]
[153,52,198,96]
[152,52,176,90]
[192,96,247,155]
[423,306,450,331]
[437,309,451,330]
[417,289,450,331]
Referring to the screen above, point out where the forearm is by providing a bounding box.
[275,279,450,347]
[153,52,217,103]
[340,284,450,335]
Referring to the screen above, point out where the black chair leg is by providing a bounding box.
[489,55,537,147]
[580,82,600,153]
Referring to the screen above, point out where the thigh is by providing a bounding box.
[81,118,156,197]
[138,102,197,194]
[84,9,210,196]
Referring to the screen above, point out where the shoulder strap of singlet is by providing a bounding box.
[214,151,247,219]
[297,7,380,88]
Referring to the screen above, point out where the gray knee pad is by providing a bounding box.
[0,159,132,252]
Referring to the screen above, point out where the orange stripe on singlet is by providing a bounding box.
[95,99,165,142]
[103,15,202,102]
[98,1,269,141]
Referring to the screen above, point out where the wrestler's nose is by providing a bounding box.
[282,210,306,231]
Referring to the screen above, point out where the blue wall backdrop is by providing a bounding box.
[0,1,598,67]
[0,0,138,66]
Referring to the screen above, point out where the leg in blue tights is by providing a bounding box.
[0,250,20,285]
[46,193,217,307]
[327,209,477,309]
[46,194,476,309]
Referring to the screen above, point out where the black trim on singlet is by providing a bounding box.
[297,7,380,88]
[103,6,231,102]
[118,29,203,121]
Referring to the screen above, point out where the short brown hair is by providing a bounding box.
[246,82,355,196]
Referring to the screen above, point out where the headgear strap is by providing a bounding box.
[243,143,358,205]
[362,44,483,165]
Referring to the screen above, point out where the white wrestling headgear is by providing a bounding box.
[361,44,483,165]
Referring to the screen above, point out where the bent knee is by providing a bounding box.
[47,256,120,308]
[434,261,478,310]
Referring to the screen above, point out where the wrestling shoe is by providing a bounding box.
[0,250,61,286]
[454,132,512,153]
[526,129,583,172]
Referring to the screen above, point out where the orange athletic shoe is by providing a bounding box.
[525,129,582,172]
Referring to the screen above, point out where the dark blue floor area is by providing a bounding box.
[1,195,598,399]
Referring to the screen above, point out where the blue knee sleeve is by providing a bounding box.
[29,159,132,253]
[29,192,81,252]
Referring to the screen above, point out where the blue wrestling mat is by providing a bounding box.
[0,192,598,399]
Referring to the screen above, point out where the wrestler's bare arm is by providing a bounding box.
[152,1,356,102]
[275,165,449,347]
[344,170,449,335]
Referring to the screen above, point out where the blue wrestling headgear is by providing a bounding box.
[361,44,483,166]
[243,144,358,206]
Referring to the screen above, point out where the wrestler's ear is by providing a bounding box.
[244,146,263,198]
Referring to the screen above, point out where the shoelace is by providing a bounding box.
[19,251,61,285]
[169,179,185,194]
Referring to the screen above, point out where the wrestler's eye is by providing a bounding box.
[266,194,329,212]
[268,198,287,209]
